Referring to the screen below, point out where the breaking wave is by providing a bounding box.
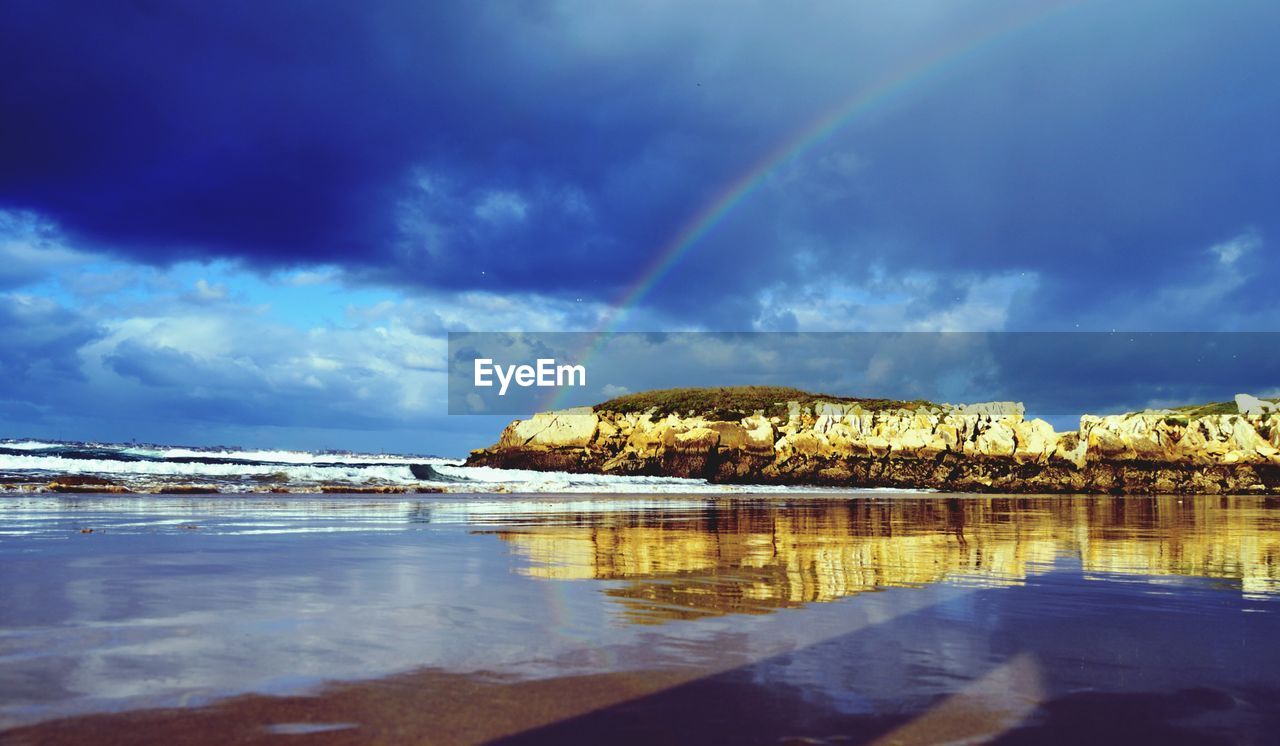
[0,439,852,495]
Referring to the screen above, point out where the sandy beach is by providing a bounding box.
[2,493,1278,744]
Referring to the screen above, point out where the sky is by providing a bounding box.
[1,0,1278,456]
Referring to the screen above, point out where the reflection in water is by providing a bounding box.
[3,492,1280,741]
[490,496,1280,622]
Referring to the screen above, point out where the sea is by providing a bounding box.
[0,438,837,495]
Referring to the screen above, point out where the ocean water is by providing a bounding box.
[0,439,852,495]
[1,492,1278,743]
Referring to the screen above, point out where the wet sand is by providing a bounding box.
[2,493,1279,744]
[9,644,1274,745]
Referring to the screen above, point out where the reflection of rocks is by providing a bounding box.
[469,394,1280,493]
[492,497,1280,623]
[46,476,132,494]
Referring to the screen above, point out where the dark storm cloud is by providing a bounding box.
[2,1,475,262]
[0,0,768,296]
[817,1,1280,328]
[2,0,1278,326]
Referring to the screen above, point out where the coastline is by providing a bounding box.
[468,390,1280,494]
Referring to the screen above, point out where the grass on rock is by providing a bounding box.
[1173,401,1238,417]
[594,386,935,420]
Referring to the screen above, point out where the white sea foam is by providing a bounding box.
[0,443,887,494]
[429,462,705,486]
[0,440,68,451]
[0,453,430,483]
[122,447,428,465]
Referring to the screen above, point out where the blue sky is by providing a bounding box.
[1,0,1278,455]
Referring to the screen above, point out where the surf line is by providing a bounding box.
[542,0,1086,413]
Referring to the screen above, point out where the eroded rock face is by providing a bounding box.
[498,407,598,448]
[467,396,1280,494]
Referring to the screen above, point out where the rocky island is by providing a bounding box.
[467,387,1280,494]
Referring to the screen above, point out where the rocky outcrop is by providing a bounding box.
[466,394,1280,494]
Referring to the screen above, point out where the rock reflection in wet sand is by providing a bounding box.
[489,495,1280,622]
[1,493,1279,744]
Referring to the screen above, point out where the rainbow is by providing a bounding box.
[545,0,1083,411]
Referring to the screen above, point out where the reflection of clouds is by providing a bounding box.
[0,501,615,724]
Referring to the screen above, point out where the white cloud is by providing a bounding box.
[55,269,625,434]
[347,291,611,335]
[278,267,341,287]
[0,209,93,289]
[1067,228,1270,331]
[473,190,529,224]
[752,269,1037,332]
[192,278,229,301]
[76,304,450,423]
[1209,228,1261,266]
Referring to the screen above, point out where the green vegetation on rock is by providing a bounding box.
[1173,401,1238,417]
[593,386,935,420]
